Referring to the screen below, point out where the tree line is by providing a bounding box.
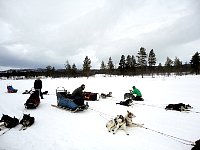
[0,48,199,78]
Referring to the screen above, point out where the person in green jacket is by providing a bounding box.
[130,86,143,101]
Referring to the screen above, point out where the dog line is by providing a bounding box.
[140,125,195,146]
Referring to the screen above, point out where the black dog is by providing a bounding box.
[116,99,133,107]
[20,114,35,127]
[0,114,19,128]
[165,103,192,111]
[42,91,48,95]
[192,139,200,150]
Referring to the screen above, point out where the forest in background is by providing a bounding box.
[0,48,199,79]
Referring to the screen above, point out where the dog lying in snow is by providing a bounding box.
[106,115,129,135]
[106,111,140,135]
[125,110,136,127]
[0,114,19,128]
[100,92,112,99]
[125,110,144,127]
[19,114,35,127]
[124,93,135,100]
[165,103,192,111]
[116,99,133,107]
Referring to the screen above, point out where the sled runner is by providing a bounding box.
[51,104,87,113]
[24,90,40,109]
[54,87,89,112]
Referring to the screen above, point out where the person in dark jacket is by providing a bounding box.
[71,84,85,106]
[34,77,43,99]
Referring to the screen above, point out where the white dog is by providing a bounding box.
[106,119,116,133]
[106,115,129,135]
[113,115,129,135]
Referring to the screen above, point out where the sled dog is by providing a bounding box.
[125,110,136,127]
[0,114,19,128]
[116,99,133,107]
[124,93,135,100]
[125,110,144,127]
[100,92,112,99]
[20,114,35,127]
[165,103,192,111]
[106,115,129,135]
[106,119,117,133]
[112,115,129,135]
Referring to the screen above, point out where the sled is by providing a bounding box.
[7,85,18,93]
[55,87,89,111]
[24,90,40,109]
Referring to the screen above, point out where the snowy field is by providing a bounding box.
[0,75,200,150]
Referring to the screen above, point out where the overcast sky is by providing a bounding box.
[0,0,200,70]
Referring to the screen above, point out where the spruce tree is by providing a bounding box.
[107,57,114,76]
[174,57,182,75]
[130,55,136,76]
[190,52,200,75]
[148,49,156,77]
[119,55,126,76]
[72,63,77,78]
[83,56,91,77]
[100,61,106,70]
[165,57,173,76]
[137,47,147,78]
[65,60,72,78]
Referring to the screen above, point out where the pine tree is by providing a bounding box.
[165,57,173,76]
[107,57,114,76]
[72,63,77,78]
[137,47,147,78]
[65,60,72,78]
[190,52,200,75]
[100,61,106,70]
[83,56,91,77]
[125,55,131,70]
[148,49,156,77]
[130,55,136,76]
[119,55,126,76]
[174,57,182,75]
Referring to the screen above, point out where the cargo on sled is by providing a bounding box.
[24,90,40,109]
[53,87,89,112]
[83,92,99,101]
[7,85,18,93]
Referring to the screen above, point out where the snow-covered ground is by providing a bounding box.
[0,75,200,150]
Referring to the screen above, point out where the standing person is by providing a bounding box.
[130,86,143,101]
[34,77,43,99]
[71,84,86,107]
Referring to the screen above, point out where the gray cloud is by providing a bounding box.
[0,0,200,70]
